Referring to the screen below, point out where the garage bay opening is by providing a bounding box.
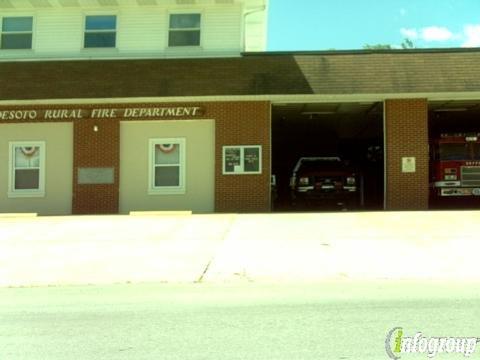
[271,102,384,212]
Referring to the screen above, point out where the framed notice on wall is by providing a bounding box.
[224,148,242,173]
[402,157,416,173]
[223,145,262,175]
[78,167,115,184]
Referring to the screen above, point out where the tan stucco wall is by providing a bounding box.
[119,120,215,213]
[0,122,73,215]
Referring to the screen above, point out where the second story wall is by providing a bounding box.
[0,1,258,60]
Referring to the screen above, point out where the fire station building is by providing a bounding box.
[1,0,480,215]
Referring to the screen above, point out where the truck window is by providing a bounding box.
[438,143,469,160]
[473,144,480,160]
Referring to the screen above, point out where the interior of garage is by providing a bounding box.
[429,99,480,209]
[271,102,384,211]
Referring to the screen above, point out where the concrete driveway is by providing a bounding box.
[1,211,480,286]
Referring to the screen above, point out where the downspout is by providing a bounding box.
[242,3,267,52]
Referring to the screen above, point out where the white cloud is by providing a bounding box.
[421,26,454,41]
[398,25,478,46]
[400,28,418,39]
[462,25,480,47]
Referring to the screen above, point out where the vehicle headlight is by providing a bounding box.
[346,177,356,185]
[299,177,310,185]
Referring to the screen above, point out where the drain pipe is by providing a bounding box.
[242,3,267,52]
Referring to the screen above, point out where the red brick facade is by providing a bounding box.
[73,119,120,214]
[213,102,271,212]
[385,99,429,210]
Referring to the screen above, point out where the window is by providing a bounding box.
[473,144,480,160]
[438,143,470,161]
[84,15,116,48]
[168,13,201,47]
[148,138,186,194]
[223,145,262,175]
[8,141,45,197]
[1,17,33,49]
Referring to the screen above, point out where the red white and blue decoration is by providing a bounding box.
[156,144,177,154]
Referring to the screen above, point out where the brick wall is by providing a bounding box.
[385,99,429,210]
[73,119,120,214]
[212,101,271,212]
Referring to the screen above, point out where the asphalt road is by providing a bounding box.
[1,282,480,360]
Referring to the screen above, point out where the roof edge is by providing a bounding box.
[242,47,480,56]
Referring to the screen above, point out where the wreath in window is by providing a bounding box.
[156,144,177,154]
[20,146,38,157]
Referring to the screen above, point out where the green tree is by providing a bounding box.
[363,38,416,50]
[362,44,392,50]
[400,38,415,49]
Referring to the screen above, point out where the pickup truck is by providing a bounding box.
[289,157,362,209]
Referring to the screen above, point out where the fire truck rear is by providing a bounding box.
[431,133,480,197]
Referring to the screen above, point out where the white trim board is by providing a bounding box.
[2,92,480,106]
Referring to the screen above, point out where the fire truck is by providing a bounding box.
[431,133,480,197]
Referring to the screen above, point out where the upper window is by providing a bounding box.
[84,15,116,48]
[1,17,33,50]
[9,141,46,198]
[223,145,262,175]
[148,138,186,194]
[168,13,201,47]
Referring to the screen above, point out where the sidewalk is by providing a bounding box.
[1,211,479,286]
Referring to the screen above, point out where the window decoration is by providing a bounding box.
[20,146,38,157]
[157,143,177,154]
[9,141,46,197]
[148,138,186,194]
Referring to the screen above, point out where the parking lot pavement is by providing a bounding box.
[0,214,235,286]
[203,211,480,283]
[1,211,480,286]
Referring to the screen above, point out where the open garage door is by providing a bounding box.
[272,102,384,212]
[429,100,480,209]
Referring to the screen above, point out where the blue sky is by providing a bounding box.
[267,0,480,50]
